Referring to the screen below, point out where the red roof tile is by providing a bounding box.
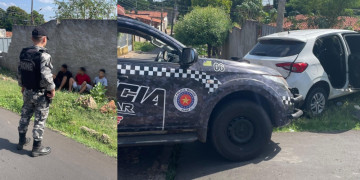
[129,10,168,18]
[269,15,360,31]
[117,5,164,26]
[117,5,125,16]
[125,14,162,23]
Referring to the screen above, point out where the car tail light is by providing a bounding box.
[276,62,308,73]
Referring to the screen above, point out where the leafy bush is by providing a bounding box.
[90,83,107,103]
[134,41,156,52]
[174,6,231,57]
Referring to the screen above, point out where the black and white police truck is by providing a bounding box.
[117,16,303,161]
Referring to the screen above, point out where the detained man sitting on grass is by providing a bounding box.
[53,64,72,91]
[68,67,91,94]
[87,69,108,90]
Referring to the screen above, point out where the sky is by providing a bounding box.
[0,0,56,21]
[263,0,274,6]
[0,0,273,22]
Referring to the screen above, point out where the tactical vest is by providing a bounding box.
[19,47,43,90]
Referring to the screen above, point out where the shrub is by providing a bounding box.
[90,83,107,103]
[134,41,156,52]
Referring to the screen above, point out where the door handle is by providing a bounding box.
[118,75,128,80]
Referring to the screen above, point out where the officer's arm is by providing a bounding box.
[17,63,23,87]
[40,53,56,91]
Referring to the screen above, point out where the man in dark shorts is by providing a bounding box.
[53,64,72,91]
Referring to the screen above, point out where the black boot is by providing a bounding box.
[31,140,51,157]
[17,133,31,150]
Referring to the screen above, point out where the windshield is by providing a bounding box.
[250,39,306,57]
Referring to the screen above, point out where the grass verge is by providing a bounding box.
[0,67,117,157]
[275,92,360,132]
[134,41,156,52]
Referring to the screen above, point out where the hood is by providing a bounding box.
[199,58,282,76]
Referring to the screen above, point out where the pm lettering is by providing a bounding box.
[20,60,34,71]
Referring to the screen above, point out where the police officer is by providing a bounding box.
[17,26,55,157]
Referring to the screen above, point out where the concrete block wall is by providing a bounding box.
[2,19,117,96]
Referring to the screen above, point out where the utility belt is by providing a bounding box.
[24,88,53,103]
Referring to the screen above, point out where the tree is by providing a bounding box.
[32,10,45,25]
[230,0,244,22]
[118,0,150,11]
[3,6,30,31]
[177,0,192,17]
[0,8,5,29]
[262,8,277,24]
[287,0,360,28]
[174,6,231,57]
[234,0,264,25]
[0,6,45,31]
[191,0,232,13]
[55,0,116,19]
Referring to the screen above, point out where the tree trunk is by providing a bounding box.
[276,0,286,32]
[207,44,212,58]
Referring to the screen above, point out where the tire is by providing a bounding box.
[210,100,272,161]
[304,86,328,117]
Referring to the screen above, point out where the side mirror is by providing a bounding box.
[181,48,198,65]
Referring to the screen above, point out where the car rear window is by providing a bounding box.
[250,39,306,57]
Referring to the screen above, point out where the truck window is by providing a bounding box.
[118,33,180,63]
[250,39,305,57]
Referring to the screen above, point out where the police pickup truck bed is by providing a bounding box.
[117,16,303,161]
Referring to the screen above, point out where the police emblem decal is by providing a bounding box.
[174,88,198,112]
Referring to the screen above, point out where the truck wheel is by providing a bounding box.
[304,87,328,117]
[210,100,272,161]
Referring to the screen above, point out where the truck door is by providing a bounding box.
[117,58,174,132]
[343,34,360,88]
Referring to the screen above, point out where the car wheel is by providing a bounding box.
[210,100,272,161]
[305,86,328,117]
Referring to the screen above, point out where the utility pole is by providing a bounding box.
[135,0,138,14]
[276,0,286,32]
[31,0,34,25]
[160,1,164,32]
[170,0,177,36]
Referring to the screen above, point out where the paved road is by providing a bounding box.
[118,145,172,180]
[0,108,117,180]
[176,131,360,180]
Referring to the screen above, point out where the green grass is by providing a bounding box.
[134,41,156,52]
[0,67,117,157]
[275,92,360,133]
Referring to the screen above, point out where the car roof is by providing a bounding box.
[259,29,357,42]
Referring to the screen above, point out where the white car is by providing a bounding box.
[244,29,360,116]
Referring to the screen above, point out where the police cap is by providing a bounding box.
[32,26,49,40]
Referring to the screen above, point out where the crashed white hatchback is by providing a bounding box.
[244,29,360,116]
